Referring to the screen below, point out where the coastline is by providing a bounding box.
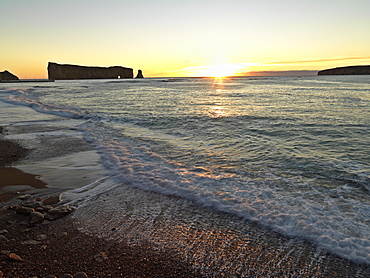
[0,126,201,277]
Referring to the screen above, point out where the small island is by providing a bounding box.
[48,62,135,80]
[318,65,370,75]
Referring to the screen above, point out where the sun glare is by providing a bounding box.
[201,64,238,78]
[182,62,255,78]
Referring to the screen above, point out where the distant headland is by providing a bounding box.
[318,65,370,75]
[0,70,19,82]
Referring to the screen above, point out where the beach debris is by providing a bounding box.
[9,252,23,261]
[29,211,45,224]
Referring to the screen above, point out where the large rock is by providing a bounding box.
[318,65,370,75]
[48,62,134,80]
[47,204,75,220]
[135,69,144,78]
[0,70,19,81]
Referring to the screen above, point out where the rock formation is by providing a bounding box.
[47,62,134,80]
[0,70,19,81]
[318,65,370,75]
[136,69,144,78]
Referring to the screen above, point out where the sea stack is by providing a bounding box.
[0,70,19,82]
[318,65,370,75]
[47,62,134,80]
[136,69,144,78]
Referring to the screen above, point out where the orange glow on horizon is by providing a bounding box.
[199,63,248,78]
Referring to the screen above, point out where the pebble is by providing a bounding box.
[43,205,54,211]
[21,239,42,245]
[16,206,34,214]
[24,201,43,208]
[18,194,31,200]
[9,252,23,261]
[47,205,75,219]
[30,211,45,224]
[38,233,47,240]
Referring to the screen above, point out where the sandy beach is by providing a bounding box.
[0,126,201,278]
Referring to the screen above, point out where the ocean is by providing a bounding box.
[1,75,370,276]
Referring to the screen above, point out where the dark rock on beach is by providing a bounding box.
[0,70,19,82]
[47,62,134,80]
[318,65,370,75]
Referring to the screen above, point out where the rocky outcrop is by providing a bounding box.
[48,62,133,80]
[318,65,370,75]
[0,70,19,81]
[135,69,144,78]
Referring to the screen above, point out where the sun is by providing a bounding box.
[201,64,237,78]
[182,62,254,78]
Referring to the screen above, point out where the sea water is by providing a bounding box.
[1,76,370,275]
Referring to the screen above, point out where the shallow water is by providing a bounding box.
[1,76,370,274]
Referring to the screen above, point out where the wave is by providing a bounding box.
[1,85,370,266]
[0,89,86,119]
[78,123,370,265]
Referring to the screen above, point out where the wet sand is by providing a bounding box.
[0,127,201,277]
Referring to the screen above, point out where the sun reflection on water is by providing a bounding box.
[210,105,227,118]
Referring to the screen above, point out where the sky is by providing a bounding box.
[1,0,370,78]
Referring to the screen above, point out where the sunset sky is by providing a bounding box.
[1,0,370,78]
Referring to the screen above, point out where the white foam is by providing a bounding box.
[78,126,370,265]
[0,89,85,119]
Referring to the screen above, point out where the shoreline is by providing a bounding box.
[0,126,202,277]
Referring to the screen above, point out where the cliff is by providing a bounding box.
[0,70,19,82]
[48,62,133,80]
[318,65,370,75]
